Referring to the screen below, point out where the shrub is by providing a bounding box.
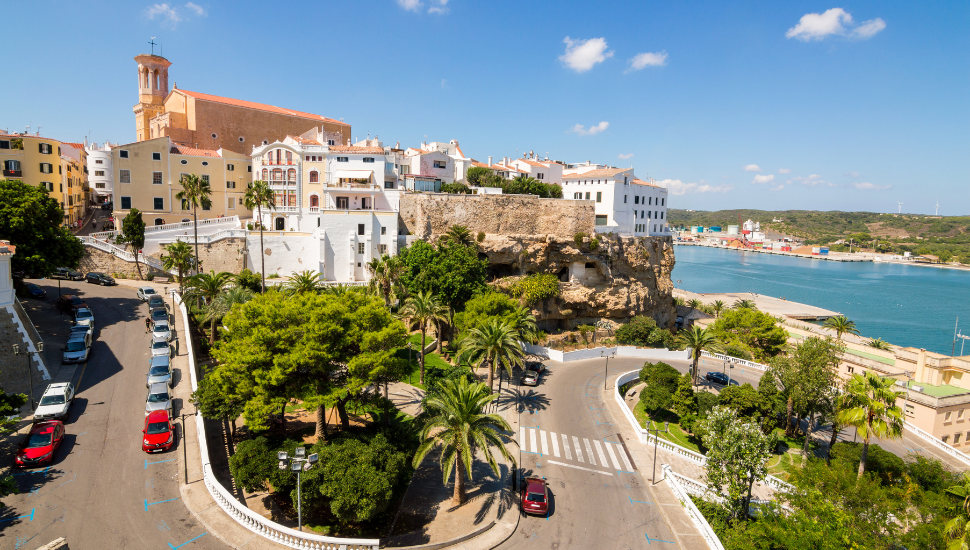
[477,231,485,243]
[440,182,471,194]
[247,222,253,230]
[267,273,279,279]
[696,391,719,417]
[722,344,753,361]
[615,316,674,348]
[574,232,586,248]
[507,274,560,305]
[235,268,263,293]
[829,442,905,485]
[589,238,599,251]
[146,272,155,281]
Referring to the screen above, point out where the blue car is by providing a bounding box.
[25,283,46,299]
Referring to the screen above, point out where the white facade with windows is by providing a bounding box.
[562,168,670,236]
[85,142,114,202]
[510,153,564,184]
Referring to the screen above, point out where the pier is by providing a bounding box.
[673,289,839,321]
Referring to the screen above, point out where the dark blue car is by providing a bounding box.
[25,283,46,299]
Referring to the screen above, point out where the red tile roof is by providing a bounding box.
[328,145,384,154]
[287,135,322,145]
[454,143,466,158]
[631,178,660,188]
[63,142,85,149]
[0,240,15,255]
[562,167,631,179]
[175,89,349,126]
[170,145,221,157]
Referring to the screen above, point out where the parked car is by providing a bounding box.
[70,324,94,340]
[145,383,173,417]
[25,283,46,299]
[52,267,83,281]
[704,371,738,386]
[100,201,113,210]
[521,370,540,386]
[142,410,174,453]
[136,286,157,301]
[521,477,549,515]
[62,333,92,364]
[150,306,170,324]
[525,361,546,374]
[85,272,115,286]
[150,337,171,358]
[15,421,65,468]
[147,295,167,310]
[147,355,173,387]
[56,294,88,313]
[74,307,95,328]
[152,321,173,342]
[33,383,75,421]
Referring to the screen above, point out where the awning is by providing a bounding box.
[335,170,373,180]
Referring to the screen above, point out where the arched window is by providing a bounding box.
[309,170,319,183]
[272,169,282,181]
[275,149,281,164]
[261,168,268,180]
[265,152,272,165]
[154,218,165,226]
[287,169,296,181]
[310,195,319,207]
[154,70,160,90]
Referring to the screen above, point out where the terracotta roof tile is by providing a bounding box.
[562,167,631,179]
[63,142,85,149]
[176,89,349,126]
[328,145,384,154]
[631,178,660,188]
[287,135,322,145]
[170,145,221,157]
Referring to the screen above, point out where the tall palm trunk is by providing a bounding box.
[691,352,700,386]
[858,439,870,477]
[420,326,427,385]
[826,421,842,466]
[315,403,328,439]
[785,396,796,437]
[336,397,350,430]
[801,412,815,464]
[453,450,466,505]
[209,316,217,345]
[193,205,200,275]
[257,204,265,293]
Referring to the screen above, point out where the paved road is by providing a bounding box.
[496,357,691,549]
[1,280,224,550]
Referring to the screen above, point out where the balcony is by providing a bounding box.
[2,169,22,178]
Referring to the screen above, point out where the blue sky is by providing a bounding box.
[3,1,967,214]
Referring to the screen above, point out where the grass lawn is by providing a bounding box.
[632,398,702,453]
[767,452,798,480]
[395,334,453,391]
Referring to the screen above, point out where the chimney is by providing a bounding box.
[395,141,400,149]
[488,156,492,166]
[347,138,351,146]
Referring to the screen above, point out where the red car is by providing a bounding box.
[521,477,549,515]
[15,421,64,468]
[142,410,174,453]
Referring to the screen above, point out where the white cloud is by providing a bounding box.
[854,182,891,190]
[184,2,205,16]
[428,0,449,14]
[659,179,733,196]
[788,174,833,187]
[559,37,614,73]
[626,51,668,72]
[778,168,791,174]
[786,8,886,41]
[618,153,634,160]
[570,121,609,136]
[770,185,785,191]
[752,174,775,184]
[743,164,762,172]
[397,0,422,11]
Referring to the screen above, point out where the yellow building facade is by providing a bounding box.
[1,134,88,226]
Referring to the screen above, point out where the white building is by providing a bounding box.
[85,142,114,203]
[250,130,402,282]
[561,167,670,236]
[510,153,564,184]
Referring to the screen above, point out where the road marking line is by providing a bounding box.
[145,458,175,469]
[584,439,596,466]
[548,460,613,476]
[540,430,549,456]
[529,429,538,456]
[562,434,572,460]
[572,436,583,463]
[594,440,609,468]
[645,533,675,544]
[145,497,180,511]
[629,496,652,505]
[604,441,622,470]
[520,427,526,451]
[168,532,207,550]
[13,468,50,476]
[550,432,560,457]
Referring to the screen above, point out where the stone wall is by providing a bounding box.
[148,237,247,275]
[399,193,594,240]
[78,248,167,280]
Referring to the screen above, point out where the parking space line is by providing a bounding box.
[0,509,34,523]
[167,532,207,549]
[550,432,560,458]
[548,460,613,476]
[145,458,175,469]
[144,497,180,511]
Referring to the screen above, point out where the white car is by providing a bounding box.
[137,287,157,301]
[150,336,171,358]
[145,383,173,416]
[152,321,173,342]
[75,307,95,329]
[62,333,92,364]
[33,383,75,421]
[70,323,94,340]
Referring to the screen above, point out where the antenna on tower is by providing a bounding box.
[149,37,157,55]
[897,201,904,214]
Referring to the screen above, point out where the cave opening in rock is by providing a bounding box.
[557,267,569,282]
[487,263,520,280]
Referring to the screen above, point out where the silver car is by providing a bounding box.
[70,324,94,340]
[145,383,173,416]
[152,321,173,342]
[147,355,173,387]
[75,307,95,329]
[150,337,171,358]
[63,333,91,364]
[136,286,157,301]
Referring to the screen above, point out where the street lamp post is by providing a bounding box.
[180,405,195,483]
[278,447,319,531]
[12,342,43,411]
[601,350,614,391]
[652,421,669,484]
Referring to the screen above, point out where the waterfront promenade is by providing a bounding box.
[673,289,838,321]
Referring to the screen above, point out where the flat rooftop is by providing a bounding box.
[904,380,970,398]
[678,291,839,320]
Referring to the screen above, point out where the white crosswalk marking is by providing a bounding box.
[520,427,525,451]
[584,439,596,466]
[550,432,560,458]
[617,441,634,471]
[572,436,583,463]
[593,440,609,468]
[562,434,572,460]
[540,430,549,456]
[604,441,621,470]
[530,429,538,455]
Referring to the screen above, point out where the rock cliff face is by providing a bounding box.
[479,233,676,330]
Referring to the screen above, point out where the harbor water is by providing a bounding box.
[672,245,970,355]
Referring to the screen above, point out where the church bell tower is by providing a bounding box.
[133,53,172,142]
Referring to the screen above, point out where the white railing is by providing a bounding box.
[171,229,249,245]
[662,465,725,550]
[91,215,240,239]
[905,421,970,466]
[764,475,795,493]
[78,236,167,271]
[522,343,688,364]
[700,351,769,372]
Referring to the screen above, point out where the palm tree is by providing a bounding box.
[712,300,726,318]
[824,315,860,341]
[413,377,515,505]
[185,270,233,340]
[733,298,757,310]
[201,286,253,344]
[506,306,539,344]
[675,325,722,386]
[160,241,194,293]
[457,319,524,391]
[399,291,449,385]
[442,225,474,247]
[867,337,892,351]
[836,371,904,478]
[687,298,702,310]
[286,270,323,294]
[945,473,970,550]
[175,174,213,276]
[243,180,275,293]
[366,254,404,307]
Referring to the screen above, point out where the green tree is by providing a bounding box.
[945,472,970,550]
[453,292,518,335]
[186,270,233,342]
[837,371,905,478]
[638,361,682,413]
[698,406,774,520]
[709,308,788,361]
[505,305,539,344]
[160,240,194,291]
[687,298,702,310]
[243,179,275,293]
[286,270,323,294]
[234,268,263,294]
[867,337,892,350]
[675,325,722,386]
[0,383,30,499]
[717,383,762,419]
[0,178,84,278]
[823,315,860,340]
[413,378,515,505]
[442,225,475,247]
[201,286,253,345]
[439,182,471,194]
[466,166,501,187]
[400,290,449,385]
[732,299,757,310]
[117,208,146,279]
[615,316,673,348]
[366,254,404,307]
[500,175,563,198]
[175,174,212,276]
[671,373,698,419]
[457,318,524,391]
[228,436,290,493]
[712,300,726,318]
[192,367,246,438]
[399,240,487,310]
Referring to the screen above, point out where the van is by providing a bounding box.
[62,333,91,364]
